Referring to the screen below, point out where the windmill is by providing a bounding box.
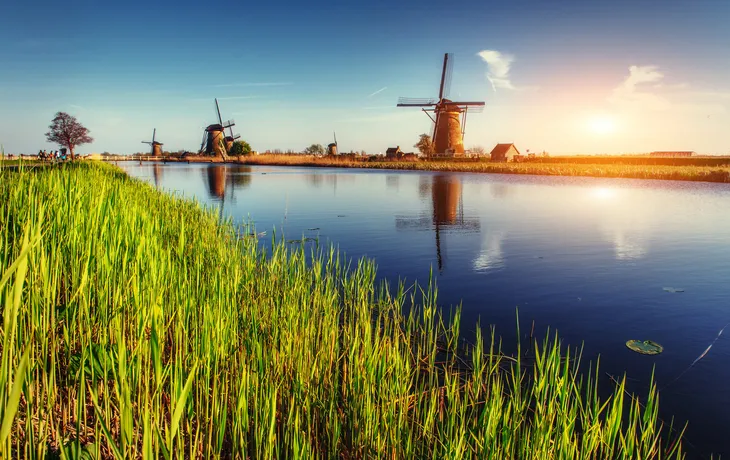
[199,98,240,159]
[397,53,485,156]
[395,174,480,272]
[141,129,163,156]
[327,132,338,155]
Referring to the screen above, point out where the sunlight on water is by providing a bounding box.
[590,186,618,200]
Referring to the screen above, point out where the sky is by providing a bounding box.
[1,0,729,155]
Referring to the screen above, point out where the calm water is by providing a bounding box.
[122,162,730,458]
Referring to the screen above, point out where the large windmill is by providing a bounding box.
[199,98,240,159]
[397,53,485,156]
[141,129,163,156]
[395,174,480,272]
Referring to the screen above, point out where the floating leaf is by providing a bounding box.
[626,339,663,355]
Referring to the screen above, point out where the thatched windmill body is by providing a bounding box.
[141,129,163,156]
[200,98,240,159]
[397,53,485,156]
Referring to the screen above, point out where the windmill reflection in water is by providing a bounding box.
[203,164,253,222]
[396,174,480,272]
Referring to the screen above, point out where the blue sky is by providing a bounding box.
[1,0,729,155]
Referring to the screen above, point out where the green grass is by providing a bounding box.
[0,163,686,458]
[235,154,730,183]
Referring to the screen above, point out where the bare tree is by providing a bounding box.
[414,134,434,156]
[470,145,486,156]
[304,144,325,155]
[45,112,93,160]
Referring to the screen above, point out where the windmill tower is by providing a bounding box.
[200,98,240,159]
[141,129,163,156]
[397,53,485,156]
[327,132,338,155]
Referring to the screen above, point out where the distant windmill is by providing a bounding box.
[199,98,240,159]
[327,132,338,155]
[397,53,485,156]
[141,129,163,156]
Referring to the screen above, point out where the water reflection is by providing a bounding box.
[611,231,647,260]
[588,186,649,261]
[152,163,163,188]
[386,175,400,191]
[473,231,506,271]
[490,183,511,200]
[203,165,253,201]
[397,174,480,271]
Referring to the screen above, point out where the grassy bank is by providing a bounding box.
[0,163,685,458]
[238,154,730,183]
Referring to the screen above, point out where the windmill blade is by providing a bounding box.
[451,101,485,106]
[398,97,436,106]
[442,53,454,100]
[334,131,337,146]
[200,131,207,153]
[152,128,156,143]
[141,141,152,145]
[232,134,241,140]
[215,98,223,125]
[223,119,236,129]
[437,53,451,100]
[455,104,485,113]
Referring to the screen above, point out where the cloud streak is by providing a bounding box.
[367,86,388,98]
[477,50,515,91]
[189,95,261,102]
[214,82,293,88]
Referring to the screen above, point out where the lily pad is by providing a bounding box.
[626,339,663,355]
[663,287,685,293]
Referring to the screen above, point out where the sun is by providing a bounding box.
[587,115,617,135]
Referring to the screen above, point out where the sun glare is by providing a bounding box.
[587,115,617,135]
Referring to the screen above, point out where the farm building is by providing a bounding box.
[650,151,694,157]
[489,143,521,162]
[386,146,404,159]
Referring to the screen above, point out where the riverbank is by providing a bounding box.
[0,163,685,458]
[236,154,730,183]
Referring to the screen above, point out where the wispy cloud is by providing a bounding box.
[367,87,388,98]
[188,95,261,102]
[477,50,515,91]
[608,65,671,110]
[217,95,261,101]
[213,82,293,88]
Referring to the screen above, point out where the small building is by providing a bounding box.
[327,143,338,155]
[386,146,404,159]
[650,151,694,157]
[489,143,521,162]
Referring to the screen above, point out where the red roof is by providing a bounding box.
[489,143,519,156]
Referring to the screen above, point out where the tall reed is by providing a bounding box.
[0,163,685,458]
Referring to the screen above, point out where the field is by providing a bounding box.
[0,163,686,458]
[237,154,730,183]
